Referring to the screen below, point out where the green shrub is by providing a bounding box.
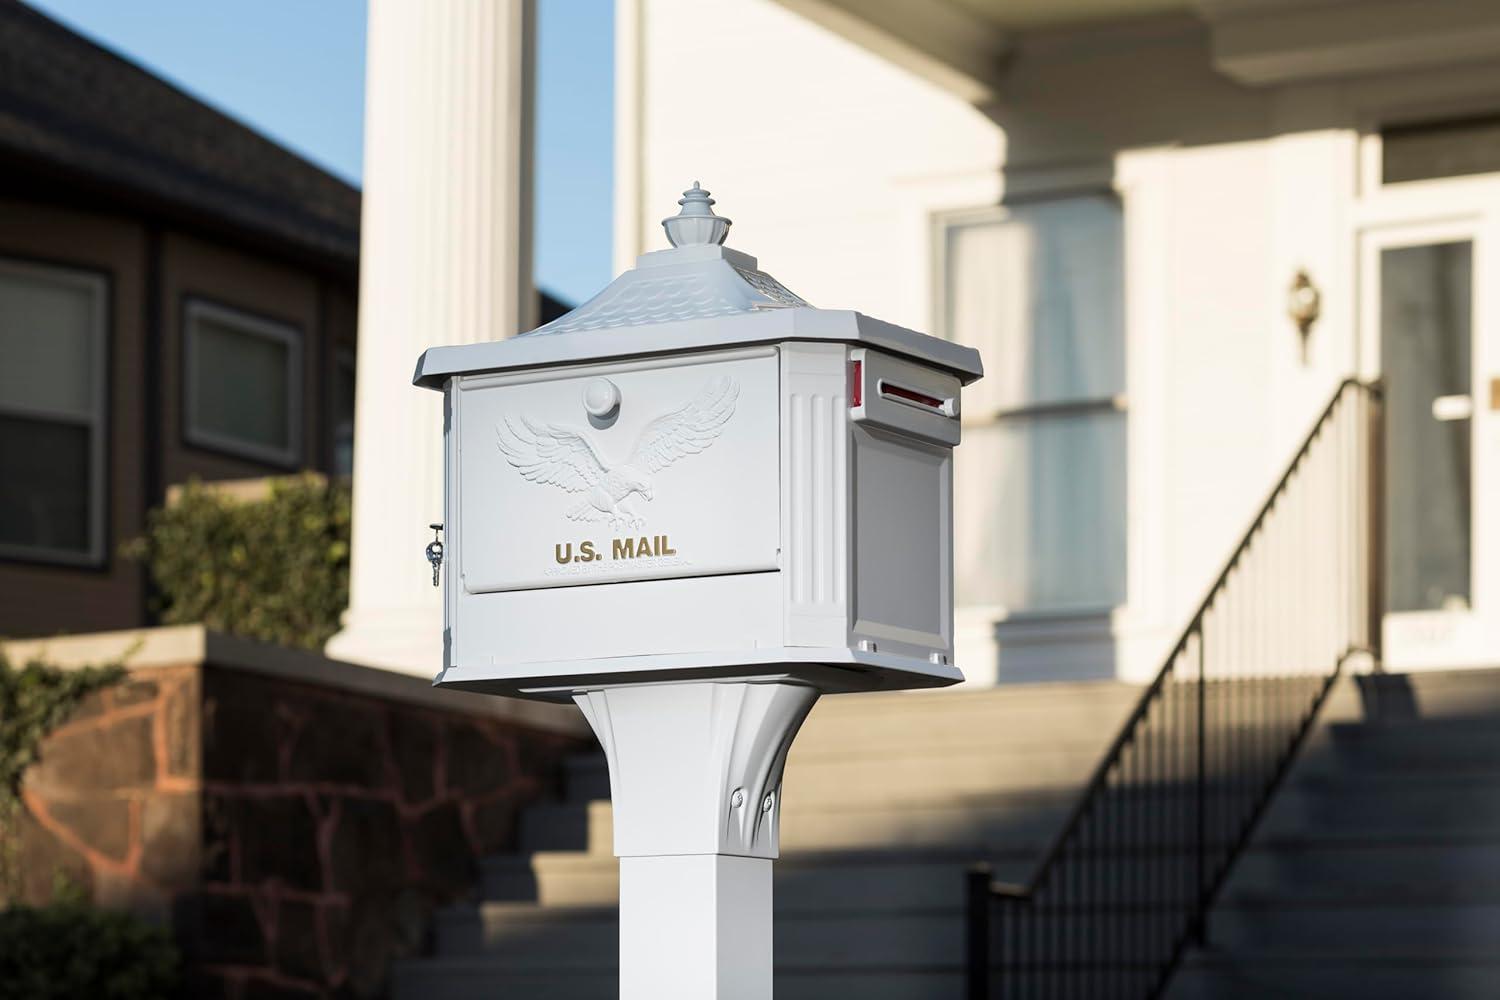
[126,474,351,650]
[0,901,180,1000]
[0,651,124,802]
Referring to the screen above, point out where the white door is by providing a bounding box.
[1360,217,1499,669]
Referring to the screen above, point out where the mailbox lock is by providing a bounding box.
[425,523,444,587]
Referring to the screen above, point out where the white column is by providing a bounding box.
[574,681,820,999]
[327,0,536,675]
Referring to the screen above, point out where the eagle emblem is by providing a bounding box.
[495,376,739,531]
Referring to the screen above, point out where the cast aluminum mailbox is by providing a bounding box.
[413,184,983,700]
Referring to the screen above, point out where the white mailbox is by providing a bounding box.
[414,183,983,699]
[412,184,982,1000]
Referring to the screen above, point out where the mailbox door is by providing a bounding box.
[455,348,780,594]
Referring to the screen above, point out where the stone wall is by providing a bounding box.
[9,628,586,999]
[19,665,201,912]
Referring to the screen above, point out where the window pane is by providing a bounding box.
[945,197,1124,413]
[0,414,90,555]
[955,410,1126,612]
[1382,241,1472,612]
[1383,116,1500,185]
[191,313,292,455]
[0,265,96,417]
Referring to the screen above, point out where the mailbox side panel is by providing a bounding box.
[847,349,958,663]
[849,427,953,659]
[780,343,850,649]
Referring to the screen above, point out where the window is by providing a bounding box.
[943,196,1127,614]
[183,299,302,466]
[0,258,107,565]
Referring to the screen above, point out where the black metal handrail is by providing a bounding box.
[967,378,1383,999]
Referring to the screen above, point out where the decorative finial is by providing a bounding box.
[661,181,732,248]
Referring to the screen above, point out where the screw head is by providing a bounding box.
[731,788,745,808]
[761,792,775,813]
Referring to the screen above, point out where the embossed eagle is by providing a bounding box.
[495,376,740,530]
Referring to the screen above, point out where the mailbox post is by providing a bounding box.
[413,184,982,999]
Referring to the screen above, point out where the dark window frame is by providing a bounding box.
[180,295,304,469]
[0,254,112,569]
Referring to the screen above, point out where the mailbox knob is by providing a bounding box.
[583,377,621,419]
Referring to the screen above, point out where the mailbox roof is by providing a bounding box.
[413,243,983,388]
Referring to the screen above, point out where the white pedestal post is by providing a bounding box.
[326,0,536,676]
[573,680,820,1000]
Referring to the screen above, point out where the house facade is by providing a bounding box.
[0,5,571,644]
[614,0,1500,684]
[0,4,361,639]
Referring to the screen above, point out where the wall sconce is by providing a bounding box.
[1287,268,1321,363]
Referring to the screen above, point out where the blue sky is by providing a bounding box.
[22,0,614,306]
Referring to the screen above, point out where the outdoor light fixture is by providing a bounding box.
[1288,267,1322,361]
[411,183,982,999]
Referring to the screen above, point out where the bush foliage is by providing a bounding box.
[0,650,125,802]
[0,901,180,1000]
[127,474,351,650]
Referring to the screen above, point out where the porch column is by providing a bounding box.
[327,0,536,675]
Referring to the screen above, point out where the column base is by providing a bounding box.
[324,606,444,677]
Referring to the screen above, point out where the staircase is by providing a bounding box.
[391,680,1144,999]
[1167,666,1500,999]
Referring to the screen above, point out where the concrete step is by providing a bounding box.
[392,957,963,1000]
[522,786,1079,857]
[1227,834,1500,895]
[1261,771,1500,838]
[559,681,1142,803]
[1208,891,1500,953]
[433,901,968,969]
[482,845,1040,910]
[790,682,1141,750]
[1166,951,1500,1000]
[1325,717,1500,771]
[1352,667,1500,721]
[561,740,1120,806]
[518,800,612,855]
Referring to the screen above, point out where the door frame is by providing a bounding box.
[1356,209,1499,670]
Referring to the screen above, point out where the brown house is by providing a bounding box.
[0,5,564,642]
[0,3,360,640]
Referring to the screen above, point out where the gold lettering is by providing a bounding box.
[661,535,676,556]
[613,538,635,560]
[554,543,572,564]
